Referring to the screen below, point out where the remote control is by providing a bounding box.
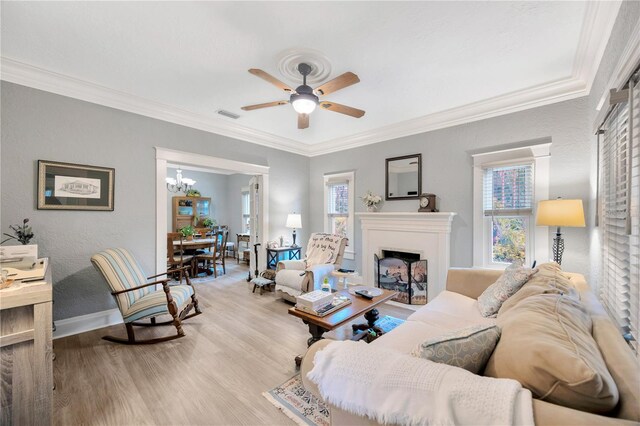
[338,268,355,273]
[355,289,374,300]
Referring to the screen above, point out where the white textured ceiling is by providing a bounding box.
[0,2,619,154]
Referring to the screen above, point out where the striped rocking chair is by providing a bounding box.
[91,248,202,344]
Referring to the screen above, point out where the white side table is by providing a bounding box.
[331,270,358,290]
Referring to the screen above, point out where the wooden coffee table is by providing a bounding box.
[288,288,397,366]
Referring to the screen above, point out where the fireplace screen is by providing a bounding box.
[375,254,428,305]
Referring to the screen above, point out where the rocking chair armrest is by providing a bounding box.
[147,265,191,280]
[111,279,170,295]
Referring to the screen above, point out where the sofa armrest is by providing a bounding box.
[276,260,306,272]
[532,399,638,426]
[300,339,333,400]
[445,268,502,300]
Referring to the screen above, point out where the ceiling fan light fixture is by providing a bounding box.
[291,93,318,114]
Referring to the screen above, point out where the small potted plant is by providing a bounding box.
[361,191,382,212]
[185,188,201,197]
[179,225,195,241]
[1,218,35,245]
[202,216,216,229]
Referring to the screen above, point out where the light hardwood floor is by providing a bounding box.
[53,262,412,425]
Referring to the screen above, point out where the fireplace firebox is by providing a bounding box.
[375,251,428,305]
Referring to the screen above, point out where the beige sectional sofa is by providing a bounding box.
[301,267,640,425]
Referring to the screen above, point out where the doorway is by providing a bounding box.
[155,147,269,276]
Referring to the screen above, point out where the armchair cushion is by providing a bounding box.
[277,260,306,271]
[121,284,194,323]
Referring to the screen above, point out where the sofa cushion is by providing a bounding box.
[484,292,619,414]
[497,262,577,317]
[411,324,501,374]
[477,261,537,317]
[408,290,494,326]
[375,291,495,354]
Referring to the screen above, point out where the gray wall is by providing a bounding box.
[166,169,229,232]
[309,97,591,279]
[1,82,310,321]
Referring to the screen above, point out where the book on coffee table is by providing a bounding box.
[295,297,351,317]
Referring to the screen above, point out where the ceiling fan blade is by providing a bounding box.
[298,113,309,129]
[248,69,295,93]
[241,100,288,111]
[319,101,365,118]
[314,72,360,96]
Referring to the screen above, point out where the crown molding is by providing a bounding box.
[307,77,587,156]
[0,58,308,156]
[0,1,622,158]
[572,0,622,94]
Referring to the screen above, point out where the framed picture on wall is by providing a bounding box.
[37,160,115,211]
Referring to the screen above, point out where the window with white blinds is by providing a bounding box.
[481,163,534,265]
[599,74,639,354]
[323,171,355,260]
[483,164,534,216]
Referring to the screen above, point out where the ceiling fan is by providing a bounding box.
[241,63,365,129]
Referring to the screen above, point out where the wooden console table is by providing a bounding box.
[0,266,53,425]
[266,246,301,270]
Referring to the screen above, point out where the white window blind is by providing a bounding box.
[483,164,534,216]
[599,75,639,354]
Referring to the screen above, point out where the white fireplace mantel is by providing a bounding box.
[357,212,457,303]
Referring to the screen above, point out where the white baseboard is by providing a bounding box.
[54,308,122,339]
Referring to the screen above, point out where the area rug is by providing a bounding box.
[264,316,405,426]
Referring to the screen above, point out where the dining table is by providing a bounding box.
[172,237,217,251]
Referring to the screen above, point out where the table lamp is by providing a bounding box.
[536,199,585,265]
[286,213,302,248]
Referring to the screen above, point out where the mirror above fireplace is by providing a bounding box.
[385,154,421,200]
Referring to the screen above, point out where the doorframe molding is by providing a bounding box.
[155,147,269,274]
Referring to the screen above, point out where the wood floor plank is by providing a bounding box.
[53,263,412,425]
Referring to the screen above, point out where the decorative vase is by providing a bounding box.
[367,205,378,212]
[186,235,194,241]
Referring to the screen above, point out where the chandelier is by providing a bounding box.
[166,168,196,193]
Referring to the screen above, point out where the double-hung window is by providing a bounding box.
[473,144,550,268]
[483,163,534,265]
[241,189,250,233]
[323,171,355,260]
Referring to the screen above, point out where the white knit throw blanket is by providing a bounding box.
[307,341,534,426]
[305,233,344,267]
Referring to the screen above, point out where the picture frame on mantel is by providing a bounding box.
[385,153,422,201]
[37,160,115,211]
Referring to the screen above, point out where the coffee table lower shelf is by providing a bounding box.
[288,289,397,367]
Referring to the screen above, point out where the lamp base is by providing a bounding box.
[552,227,565,265]
[291,230,298,248]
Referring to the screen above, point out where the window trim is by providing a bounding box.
[241,187,250,234]
[472,143,551,269]
[323,171,355,260]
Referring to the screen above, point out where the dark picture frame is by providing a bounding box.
[37,160,115,211]
[385,153,422,200]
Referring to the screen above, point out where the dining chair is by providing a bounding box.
[91,248,201,344]
[193,238,219,278]
[167,232,193,282]
[215,229,229,275]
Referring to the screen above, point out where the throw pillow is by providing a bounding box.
[476,261,537,317]
[498,262,578,317]
[411,324,501,374]
[484,292,619,414]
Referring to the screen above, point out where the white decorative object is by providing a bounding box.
[357,212,456,302]
[166,168,196,193]
[361,190,382,210]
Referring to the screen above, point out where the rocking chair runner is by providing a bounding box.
[91,248,202,344]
